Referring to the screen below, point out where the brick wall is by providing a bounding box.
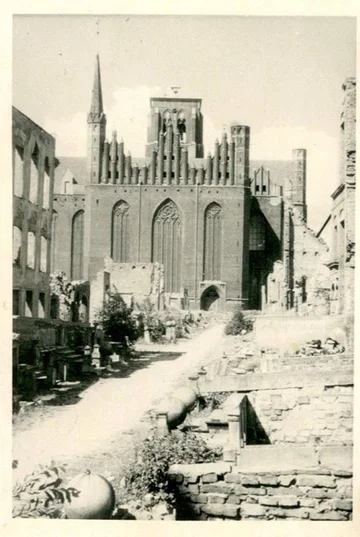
[169,447,352,520]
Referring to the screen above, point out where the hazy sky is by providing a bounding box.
[13,15,356,231]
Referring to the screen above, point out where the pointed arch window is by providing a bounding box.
[152,199,182,293]
[111,200,130,262]
[71,210,84,280]
[203,202,222,280]
[249,213,266,251]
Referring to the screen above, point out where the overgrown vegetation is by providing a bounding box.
[12,462,75,518]
[96,292,140,347]
[224,306,253,336]
[121,431,221,508]
[135,300,197,343]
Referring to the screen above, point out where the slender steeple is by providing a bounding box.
[87,54,107,184]
[88,54,104,120]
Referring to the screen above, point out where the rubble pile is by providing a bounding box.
[296,338,345,356]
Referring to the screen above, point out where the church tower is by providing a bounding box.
[87,54,107,184]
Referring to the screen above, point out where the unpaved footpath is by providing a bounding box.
[13,323,225,481]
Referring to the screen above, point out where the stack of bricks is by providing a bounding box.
[169,462,352,521]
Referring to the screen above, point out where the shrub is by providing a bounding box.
[122,431,221,506]
[225,307,253,335]
[96,292,140,347]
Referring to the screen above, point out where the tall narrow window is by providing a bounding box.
[13,146,24,197]
[43,157,50,209]
[13,226,22,266]
[203,202,222,280]
[27,231,36,269]
[249,213,266,251]
[111,200,129,262]
[152,199,182,293]
[38,292,46,318]
[71,210,84,280]
[29,143,39,203]
[13,290,20,315]
[40,236,47,273]
[25,291,33,317]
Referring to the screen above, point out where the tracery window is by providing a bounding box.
[111,200,130,262]
[203,202,222,280]
[152,199,182,293]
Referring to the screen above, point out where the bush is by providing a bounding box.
[225,306,253,335]
[122,431,221,506]
[96,292,140,347]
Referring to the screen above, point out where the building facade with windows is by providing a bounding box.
[52,55,310,311]
[12,107,58,318]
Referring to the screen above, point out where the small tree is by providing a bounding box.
[225,306,253,335]
[96,292,140,347]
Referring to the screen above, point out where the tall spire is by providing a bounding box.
[89,53,104,118]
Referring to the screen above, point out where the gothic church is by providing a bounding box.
[52,55,308,311]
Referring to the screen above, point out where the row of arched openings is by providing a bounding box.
[70,200,224,291]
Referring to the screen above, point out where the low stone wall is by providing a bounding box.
[261,352,353,373]
[199,368,353,445]
[169,446,353,521]
[246,383,353,445]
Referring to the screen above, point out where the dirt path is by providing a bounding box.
[13,323,226,482]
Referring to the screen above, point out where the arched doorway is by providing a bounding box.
[200,285,220,311]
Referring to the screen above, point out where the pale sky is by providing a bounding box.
[13,15,356,231]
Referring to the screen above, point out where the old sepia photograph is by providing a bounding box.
[11,14,356,522]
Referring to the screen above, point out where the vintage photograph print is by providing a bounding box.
[12,15,356,521]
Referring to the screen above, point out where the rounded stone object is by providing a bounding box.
[174,387,198,411]
[158,397,187,429]
[64,470,116,519]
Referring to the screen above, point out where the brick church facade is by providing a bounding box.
[52,55,310,311]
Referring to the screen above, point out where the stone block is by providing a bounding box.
[234,485,266,496]
[208,493,227,504]
[268,486,304,496]
[240,502,266,518]
[272,495,300,508]
[309,510,348,521]
[333,499,352,511]
[300,498,316,508]
[201,473,218,484]
[259,497,279,506]
[279,475,296,487]
[307,489,335,499]
[298,396,310,404]
[224,473,242,484]
[258,475,278,486]
[332,470,352,478]
[296,475,336,488]
[201,504,239,518]
[201,483,233,494]
[226,494,241,504]
[318,446,353,472]
[187,484,199,494]
[190,494,208,504]
[235,445,318,472]
[239,474,259,486]
[280,508,309,519]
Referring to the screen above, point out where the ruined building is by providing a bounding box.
[52,55,339,312]
[13,107,58,318]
